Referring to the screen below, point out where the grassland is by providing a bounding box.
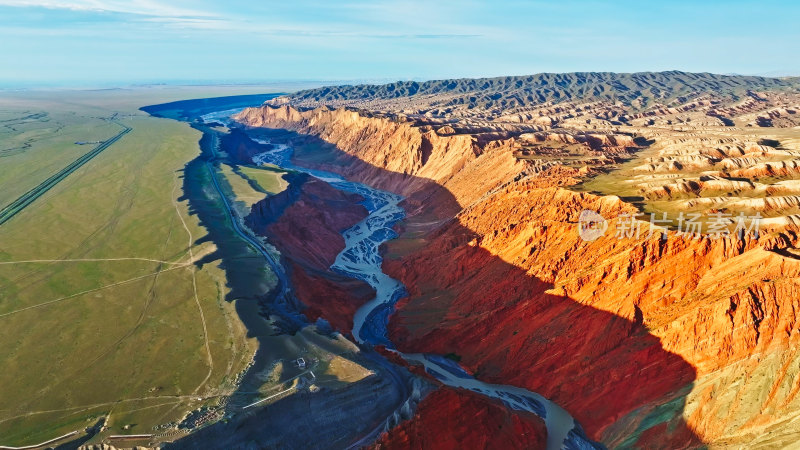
[219,164,268,212]
[218,163,290,220]
[0,88,280,445]
[0,86,389,447]
[0,111,121,207]
[238,165,288,195]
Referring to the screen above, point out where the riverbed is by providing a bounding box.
[247,130,602,450]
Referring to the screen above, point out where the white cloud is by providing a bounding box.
[0,0,487,37]
[0,0,216,18]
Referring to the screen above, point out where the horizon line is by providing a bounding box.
[2,70,799,92]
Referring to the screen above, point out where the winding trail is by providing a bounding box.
[0,265,187,319]
[204,130,292,297]
[171,177,215,395]
[0,431,78,450]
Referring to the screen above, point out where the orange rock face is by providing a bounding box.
[236,105,530,218]
[239,104,800,447]
[385,182,800,446]
[370,387,547,450]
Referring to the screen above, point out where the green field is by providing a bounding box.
[238,164,289,195]
[0,88,281,445]
[218,163,289,216]
[0,111,120,207]
[0,87,388,447]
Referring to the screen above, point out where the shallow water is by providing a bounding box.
[146,94,603,449]
[248,137,602,450]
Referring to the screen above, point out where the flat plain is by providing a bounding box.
[0,86,411,447]
[0,87,277,445]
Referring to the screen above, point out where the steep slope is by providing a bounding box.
[235,75,800,448]
[384,181,800,447]
[370,387,547,450]
[245,173,375,333]
[236,105,531,218]
[246,173,366,269]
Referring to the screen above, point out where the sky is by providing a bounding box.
[0,0,798,86]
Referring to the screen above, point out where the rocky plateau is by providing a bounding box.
[233,71,800,448]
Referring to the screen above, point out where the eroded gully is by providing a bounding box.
[247,135,602,450]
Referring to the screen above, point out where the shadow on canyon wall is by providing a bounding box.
[169,363,411,450]
[225,125,703,448]
[139,92,702,448]
[149,118,421,449]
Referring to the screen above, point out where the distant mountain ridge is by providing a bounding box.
[281,71,800,113]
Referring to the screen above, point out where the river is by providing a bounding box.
[247,133,602,450]
[145,94,604,448]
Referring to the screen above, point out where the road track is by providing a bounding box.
[0,120,131,226]
[0,431,78,450]
[202,128,291,297]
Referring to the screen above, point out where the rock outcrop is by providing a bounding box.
[370,387,547,450]
[247,174,366,269]
[270,72,800,123]
[236,83,800,448]
[384,181,800,446]
[245,173,374,334]
[236,105,530,219]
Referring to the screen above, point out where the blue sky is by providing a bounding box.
[1,0,798,86]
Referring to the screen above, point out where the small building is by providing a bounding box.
[295,358,306,369]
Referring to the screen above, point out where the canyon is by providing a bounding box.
[233,72,800,448]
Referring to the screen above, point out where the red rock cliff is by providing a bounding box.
[385,181,800,446]
[236,105,530,219]
[238,105,800,447]
[370,387,547,450]
[246,173,374,334]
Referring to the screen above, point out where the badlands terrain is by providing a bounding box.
[3,72,800,449]
[233,71,800,448]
